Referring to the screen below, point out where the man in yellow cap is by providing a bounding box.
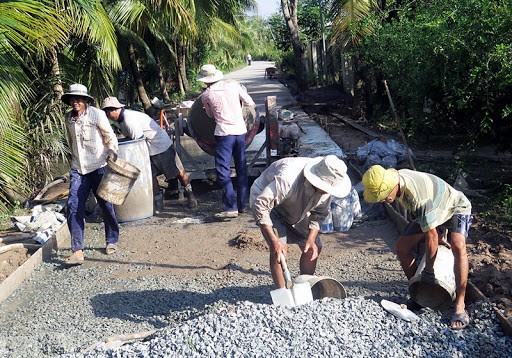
[361,165,472,330]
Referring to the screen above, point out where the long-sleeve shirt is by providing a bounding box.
[396,169,472,232]
[200,80,256,136]
[250,157,331,235]
[117,109,172,156]
[66,105,118,175]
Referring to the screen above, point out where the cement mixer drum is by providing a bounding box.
[187,97,259,156]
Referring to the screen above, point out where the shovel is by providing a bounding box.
[270,255,313,307]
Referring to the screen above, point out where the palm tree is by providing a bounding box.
[107,0,194,113]
[330,0,380,48]
[329,0,381,119]
[0,0,67,212]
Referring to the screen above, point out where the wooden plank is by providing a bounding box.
[0,222,69,304]
[329,112,381,138]
[493,307,512,339]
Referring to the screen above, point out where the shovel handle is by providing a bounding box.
[279,254,293,288]
[279,254,289,272]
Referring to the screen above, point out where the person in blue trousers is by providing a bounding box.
[62,84,120,265]
[197,64,256,218]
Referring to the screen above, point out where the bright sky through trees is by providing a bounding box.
[254,0,280,18]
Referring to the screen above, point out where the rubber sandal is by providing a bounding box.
[450,310,470,330]
[106,243,117,255]
[214,211,238,218]
[64,252,84,265]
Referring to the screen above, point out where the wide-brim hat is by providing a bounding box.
[304,155,352,198]
[362,165,399,203]
[101,96,125,109]
[196,64,224,83]
[62,83,95,105]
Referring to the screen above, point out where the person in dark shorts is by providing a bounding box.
[102,97,197,210]
[362,165,473,330]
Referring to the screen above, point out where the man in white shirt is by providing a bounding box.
[62,84,119,265]
[102,97,197,210]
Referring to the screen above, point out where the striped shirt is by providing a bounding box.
[118,109,172,156]
[250,157,331,235]
[396,169,471,232]
[66,106,118,175]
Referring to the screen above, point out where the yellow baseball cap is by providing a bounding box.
[362,165,399,203]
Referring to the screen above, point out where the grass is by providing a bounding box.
[0,203,28,231]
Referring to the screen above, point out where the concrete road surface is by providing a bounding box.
[176,61,342,180]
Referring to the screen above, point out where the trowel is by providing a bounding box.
[270,255,313,307]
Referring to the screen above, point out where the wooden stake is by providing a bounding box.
[383,80,416,170]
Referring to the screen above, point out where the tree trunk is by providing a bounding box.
[177,42,190,93]
[281,0,308,91]
[128,43,156,117]
[50,48,63,105]
[174,42,185,96]
[156,56,170,103]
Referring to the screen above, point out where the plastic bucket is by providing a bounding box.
[409,245,456,310]
[97,158,140,205]
[294,275,347,300]
[114,138,154,222]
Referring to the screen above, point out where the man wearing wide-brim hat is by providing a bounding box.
[249,155,352,289]
[197,64,256,218]
[361,165,473,330]
[62,83,120,265]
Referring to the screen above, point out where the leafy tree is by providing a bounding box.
[0,0,67,211]
[361,0,512,148]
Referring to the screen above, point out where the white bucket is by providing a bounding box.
[408,245,456,310]
[294,275,347,300]
[114,138,154,222]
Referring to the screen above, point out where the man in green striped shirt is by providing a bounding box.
[362,165,472,330]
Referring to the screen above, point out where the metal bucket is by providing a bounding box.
[187,92,259,156]
[294,275,347,300]
[114,138,154,222]
[97,158,140,206]
[409,245,456,310]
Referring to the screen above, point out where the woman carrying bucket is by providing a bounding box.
[62,84,120,265]
[361,165,473,330]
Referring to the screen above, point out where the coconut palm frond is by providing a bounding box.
[330,0,379,47]
[60,0,121,71]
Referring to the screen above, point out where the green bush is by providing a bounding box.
[361,0,512,149]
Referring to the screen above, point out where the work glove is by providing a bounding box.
[420,268,438,285]
[106,149,118,162]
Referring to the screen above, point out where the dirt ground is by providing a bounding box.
[1,84,512,316]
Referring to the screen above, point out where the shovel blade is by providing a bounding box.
[270,287,295,307]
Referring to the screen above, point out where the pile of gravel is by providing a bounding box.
[0,221,511,357]
[76,298,512,357]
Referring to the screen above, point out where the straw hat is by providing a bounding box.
[361,165,399,203]
[196,64,224,83]
[62,84,95,105]
[101,96,125,109]
[303,155,352,198]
